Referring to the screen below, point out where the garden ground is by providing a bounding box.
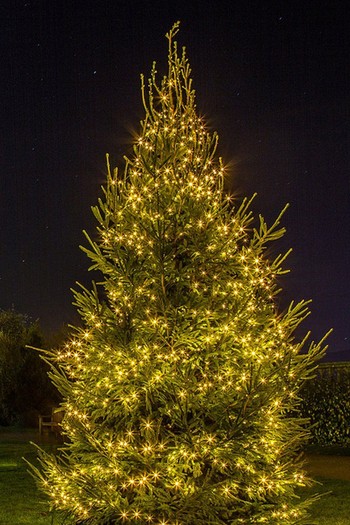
[305,453,350,481]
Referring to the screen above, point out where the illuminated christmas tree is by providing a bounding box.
[33,23,328,525]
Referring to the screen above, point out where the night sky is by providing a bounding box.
[1,1,349,360]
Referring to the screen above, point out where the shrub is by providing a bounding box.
[300,363,350,446]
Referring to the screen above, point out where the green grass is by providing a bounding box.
[0,442,54,524]
[301,478,350,524]
[0,437,350,524]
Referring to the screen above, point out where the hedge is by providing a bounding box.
[300,362,350,446]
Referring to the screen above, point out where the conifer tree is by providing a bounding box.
[33,23,328,525]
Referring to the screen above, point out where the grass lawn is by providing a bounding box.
[301,478,350,524]
[0,434,350,524]
[0,441,53,525]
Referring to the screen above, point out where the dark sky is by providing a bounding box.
[1,1,349,360]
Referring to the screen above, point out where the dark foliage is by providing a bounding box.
[0,309,60,425]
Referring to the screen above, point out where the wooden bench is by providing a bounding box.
[38,407,64,435]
